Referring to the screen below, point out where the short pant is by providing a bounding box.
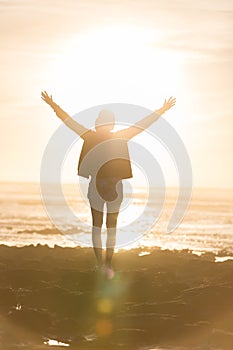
[87,177,123,213]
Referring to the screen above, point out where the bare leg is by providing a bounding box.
[91,208,104,268]
[105,211,119,268]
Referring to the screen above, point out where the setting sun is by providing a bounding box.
[1,1,233,349]
[49,25,181,102]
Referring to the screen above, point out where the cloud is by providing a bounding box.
[154,35,233,62]
[1,0,232,64]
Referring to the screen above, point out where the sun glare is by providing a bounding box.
[49,25,181,104]
[48,25,182,188]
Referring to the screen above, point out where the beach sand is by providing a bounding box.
[0,245,233,349]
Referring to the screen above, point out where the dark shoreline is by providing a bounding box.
[0,245,232,349]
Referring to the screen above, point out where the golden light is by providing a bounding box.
[49,25,182,105]
[95,318,113,336]
[52,24,182,192]
[97,298,113,314]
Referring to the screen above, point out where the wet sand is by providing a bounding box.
[0,245,233,349]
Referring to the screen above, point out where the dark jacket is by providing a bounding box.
[78,130,133,179]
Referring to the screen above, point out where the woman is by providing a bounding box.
[41,91,176,272]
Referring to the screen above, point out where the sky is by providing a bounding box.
[0,0,233,188]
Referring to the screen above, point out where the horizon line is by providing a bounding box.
[0,180,233,191]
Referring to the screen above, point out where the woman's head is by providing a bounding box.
[95,109,115,132]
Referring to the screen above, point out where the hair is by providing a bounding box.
[95,109,115,129]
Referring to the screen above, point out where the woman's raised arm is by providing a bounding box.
[116,97,176,140]
[41,91,91,138]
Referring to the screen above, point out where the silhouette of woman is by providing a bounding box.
[41,91,176,272]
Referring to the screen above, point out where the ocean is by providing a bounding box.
[1,182,232,256]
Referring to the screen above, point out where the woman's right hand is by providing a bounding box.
[41,91,53,106]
